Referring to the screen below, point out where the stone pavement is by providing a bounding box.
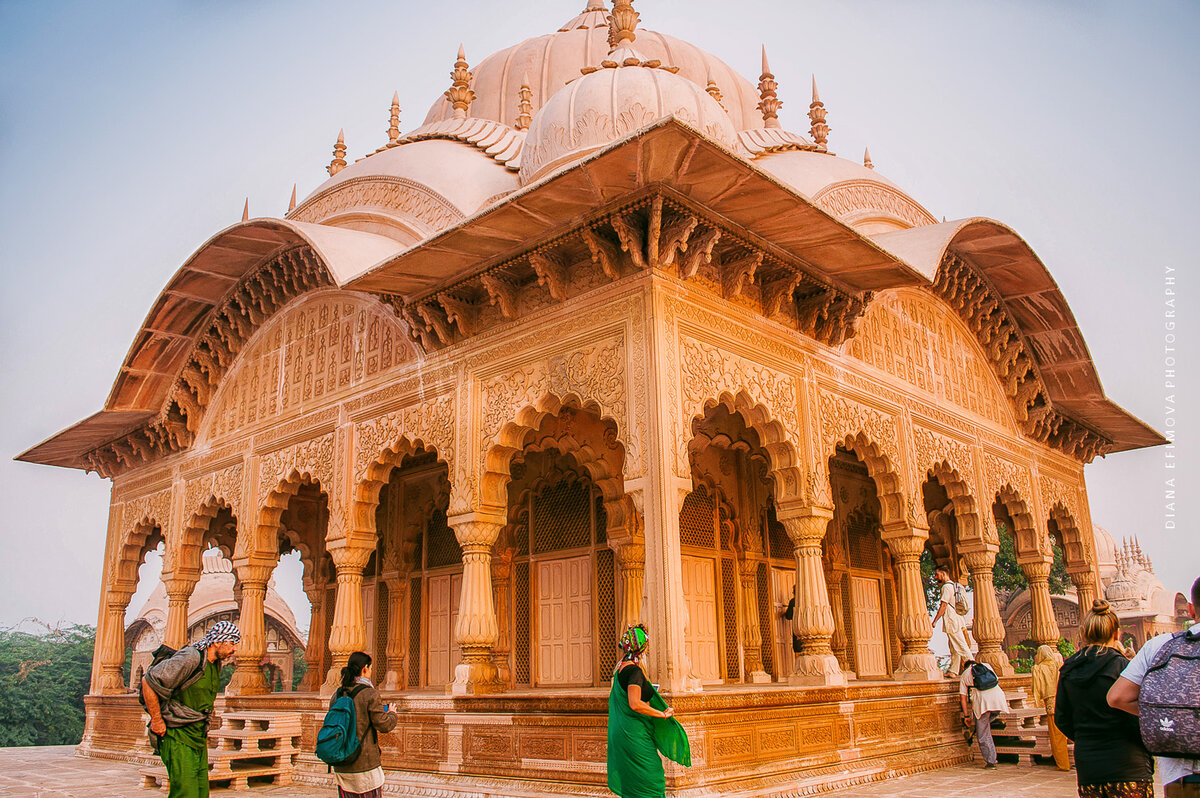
[0,745,1165,797]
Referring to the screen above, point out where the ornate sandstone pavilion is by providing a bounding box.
[19,1,1163,794]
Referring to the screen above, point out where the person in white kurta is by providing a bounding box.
[960,660,1011,768]
[933,567,972,676]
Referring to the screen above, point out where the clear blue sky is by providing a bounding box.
[1,0,1195,628]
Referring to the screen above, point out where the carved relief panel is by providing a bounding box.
[201,291,413,443]
[849,289,1009,428]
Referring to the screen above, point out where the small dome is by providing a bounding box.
[519,65,737,184]
[754,149,937,233]
[293,139,519,244]
[422,3,763,132]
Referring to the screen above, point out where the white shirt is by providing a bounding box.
[959,662,1010,717]
[1120,627,1200,787]
[940,582,964,633]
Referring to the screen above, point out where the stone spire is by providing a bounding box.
[445,44,475,120]
[608,0,638,51]
[387,91,401,144]
[515,75,533,131]
[288,184,297,213]
[863,147,873,169]
[241,199,249,222]
[705,64,725,110]
[327,129,347,176]
[808,75,830,150]
[757,45,782,129]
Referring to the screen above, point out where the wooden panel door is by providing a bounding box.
[772,567,796,681]
[536,556,593,685]
[850,575,888,678]
[681,555,720,682]
[427,573,463,687]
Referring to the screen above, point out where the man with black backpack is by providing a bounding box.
[141,620,240,798]
[1108,576,1200,797]
[959,658,1010,770]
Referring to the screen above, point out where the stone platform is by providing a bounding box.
[0,745,1100,797]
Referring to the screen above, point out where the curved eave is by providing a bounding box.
[871,219,1166,453]
[16,218,404,470]
[349,116,926,298]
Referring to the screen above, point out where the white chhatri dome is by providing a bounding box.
[422,1,763,132]
[519,64,737,184]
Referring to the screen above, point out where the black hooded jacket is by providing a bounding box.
[1054,644,1153,786]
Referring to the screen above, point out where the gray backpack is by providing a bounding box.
[1138,629,1200,758]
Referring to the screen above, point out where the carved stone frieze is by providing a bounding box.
[181,462,245,528]
[812,180,938,229]
[121,487,173,533]
[290,176,464,232]
[257,432,337,509]
[818,392,899,463]
[911,426,974,486]
[354,394,457,481]
[983,452,1033,504]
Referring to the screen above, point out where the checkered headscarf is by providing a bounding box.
[195,620,241,650]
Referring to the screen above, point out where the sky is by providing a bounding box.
[0,0,1196,631]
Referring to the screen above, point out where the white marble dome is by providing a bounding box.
[519,65,737,184]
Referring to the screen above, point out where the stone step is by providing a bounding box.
[140,763,294,793]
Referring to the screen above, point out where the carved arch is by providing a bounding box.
[483,393,629,535]
[1048,502,1090,574]
[994,484,1044,561]
[830,432,907,527]
[112,518,165,595]
[170,496,238,582]
[241,470,330,568]
[925,461,989,548]
[352,435,451,548]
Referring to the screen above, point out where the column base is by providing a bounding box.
[320,667,341,697]
[747,669,772,684]
[97,671,128,694]
[450,660,504,695]
[383,669,402,692]
[894,653,942,681]
[977,650,1015,677]
[226,669,270,696]
[788,654,848,687]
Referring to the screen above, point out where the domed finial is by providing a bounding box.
[705,64,725,110]
[608,0,639,52]
[288,184,297,213]
[586,0,606,9]
[808,75,830,150]
[327,129,347,176]
[241,198,249,222]
[863,147,873,169]
[445,45,475,120]
[515,75,533,131]
[757,45,782,129]
[387,91,401,144]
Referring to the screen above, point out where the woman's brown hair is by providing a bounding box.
[1080,598,1120,645]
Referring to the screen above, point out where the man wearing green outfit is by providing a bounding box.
[141,621,240,798]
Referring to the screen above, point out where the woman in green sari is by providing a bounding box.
[607,624,691,798]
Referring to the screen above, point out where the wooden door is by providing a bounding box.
[772,567,796,681]
[681,555,720,682]
[850,575,888,678]
[426,572,463,687]
[536,556,593,685]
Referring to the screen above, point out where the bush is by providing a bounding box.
[0,623,95,746]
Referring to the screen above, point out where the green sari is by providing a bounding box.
[606,663,691,798]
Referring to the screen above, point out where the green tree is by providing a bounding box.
[291,648,308,691]
[993,523,1070,594]
[0,623,95,746]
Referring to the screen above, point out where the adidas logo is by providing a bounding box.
[1159,717,1175,732]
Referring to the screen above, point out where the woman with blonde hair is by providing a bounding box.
[1032,644,1071,771]
[1056,600,1153,797]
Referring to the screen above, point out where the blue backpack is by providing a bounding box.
[971,662,999,692]
[316,684,371,766]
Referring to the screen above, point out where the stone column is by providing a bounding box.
[962,548,1013,676]
[780,510,845,685]
[98,589,133,693]
[1070,569,1098,617]
[738,557,770,683]
[323,543,374,694]
[612,539,646,634]
[162,576,198,650]
[449,515,504,695]
[825,565,850,673]
[882,526,941,681]
[491,549,514,688]
[1022,559,1061,647]
[228,562,274,695]
[383,573,408,690]
[298,579,325,692]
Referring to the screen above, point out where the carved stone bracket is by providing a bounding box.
[529,250,569,301]
[721,249,761,300]
[480,273,519,319]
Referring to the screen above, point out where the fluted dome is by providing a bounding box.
[292,139,519,244]
[519,65,737,184]
[422,2,763,132]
